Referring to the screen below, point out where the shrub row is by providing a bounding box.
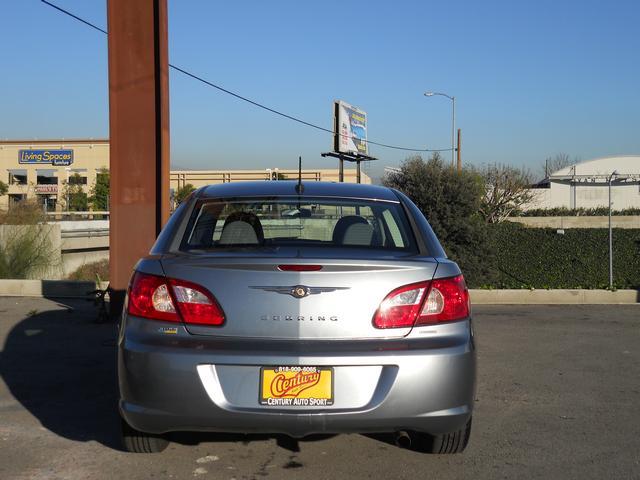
[470,223,640,289]
[516,207,640,217]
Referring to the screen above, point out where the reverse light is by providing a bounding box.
[372,275,469,329]
[372,281,429,328]
[127,272,225,326]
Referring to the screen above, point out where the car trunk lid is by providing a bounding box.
[160,252,438,340]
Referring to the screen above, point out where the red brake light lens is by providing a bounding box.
[127,272,225,326]
[417,275,469,324]
[278,264,323,271]
[372,275,469,329]
[127,272,179,322]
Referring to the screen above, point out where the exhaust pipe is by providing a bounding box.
[394,431,412,449]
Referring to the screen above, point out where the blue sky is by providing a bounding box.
[1,0,639,179]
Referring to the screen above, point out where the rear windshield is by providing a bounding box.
[181,197,417,252]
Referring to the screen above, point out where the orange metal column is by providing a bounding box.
[107,0,170,315]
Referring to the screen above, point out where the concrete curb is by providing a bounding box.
[470,289,639,305]
[0,280,638,304]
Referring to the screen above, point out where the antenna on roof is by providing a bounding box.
[295,156,304,194]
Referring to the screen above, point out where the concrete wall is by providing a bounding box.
[509,215,640,229]
[170,168,371,191]
[61,250,109,277]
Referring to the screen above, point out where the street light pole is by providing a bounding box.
[424,91,455,165]
[451,96,455,166]
[608,170,618,289]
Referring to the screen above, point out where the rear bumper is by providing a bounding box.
[118,317,476,437]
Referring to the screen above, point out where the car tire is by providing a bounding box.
[415,417,472,454]
[120,417,169,453]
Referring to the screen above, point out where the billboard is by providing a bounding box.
[334,101,368,156]
[18,149,74,166]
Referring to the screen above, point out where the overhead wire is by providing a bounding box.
[40,0,453,153]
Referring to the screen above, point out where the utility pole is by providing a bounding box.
[107,0,171,318]
[456,128,462,174]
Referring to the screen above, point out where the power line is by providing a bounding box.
[40,0,453,153]
[41,0,107,34]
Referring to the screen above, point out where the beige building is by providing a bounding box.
[0,139,109,211]
[527,155,640,211]
[0,139,370,211]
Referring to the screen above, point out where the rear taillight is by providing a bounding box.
[168,278,225,325]
[417,275,469,324]
[127,272,225,326]
[372,275,469,329]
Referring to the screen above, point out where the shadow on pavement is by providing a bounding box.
[0,300,122,449]
[0,300,342,453]
[0,299,399,454]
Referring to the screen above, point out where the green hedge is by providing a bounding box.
[517,207,640,217]
[472,223,640,289]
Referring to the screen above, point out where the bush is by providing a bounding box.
[174,183,196,206]
[67,259,109,282]
[478,223,640,289]
[383,154,494,286]
[0,201,59,279]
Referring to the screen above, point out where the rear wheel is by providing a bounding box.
[415,417,472,454]
[120,417,169,453]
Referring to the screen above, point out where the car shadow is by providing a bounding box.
[0,300,122,449]
[0,299,400,453]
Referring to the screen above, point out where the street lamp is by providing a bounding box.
[608,170,618,289]
[424,91,455,165]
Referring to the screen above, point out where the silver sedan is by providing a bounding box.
[118,181,476,453]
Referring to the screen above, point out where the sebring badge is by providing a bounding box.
[250,285,350,299]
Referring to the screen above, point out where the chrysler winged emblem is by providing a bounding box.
[250,285,350,299]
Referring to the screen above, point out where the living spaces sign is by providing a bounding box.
[18,149,74,166]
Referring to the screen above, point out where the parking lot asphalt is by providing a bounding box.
[0,297,638,480]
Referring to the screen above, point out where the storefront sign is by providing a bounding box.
[35,184,58,194]
[18,149,74,166]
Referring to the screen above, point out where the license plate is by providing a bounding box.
[260,366,334,407]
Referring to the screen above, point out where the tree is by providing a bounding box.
[383,153,493,286]
[174,183,196,205]
[89,168,110,211]
[62,173,88,211]
[479,163,534,223]
[541,153,574,179]
[0,180,7,197]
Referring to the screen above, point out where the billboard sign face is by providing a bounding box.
[18,149,74,166]
[334,101,368,156]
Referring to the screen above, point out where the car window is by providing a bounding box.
[182,197,417,252]
[382,209,405,248]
